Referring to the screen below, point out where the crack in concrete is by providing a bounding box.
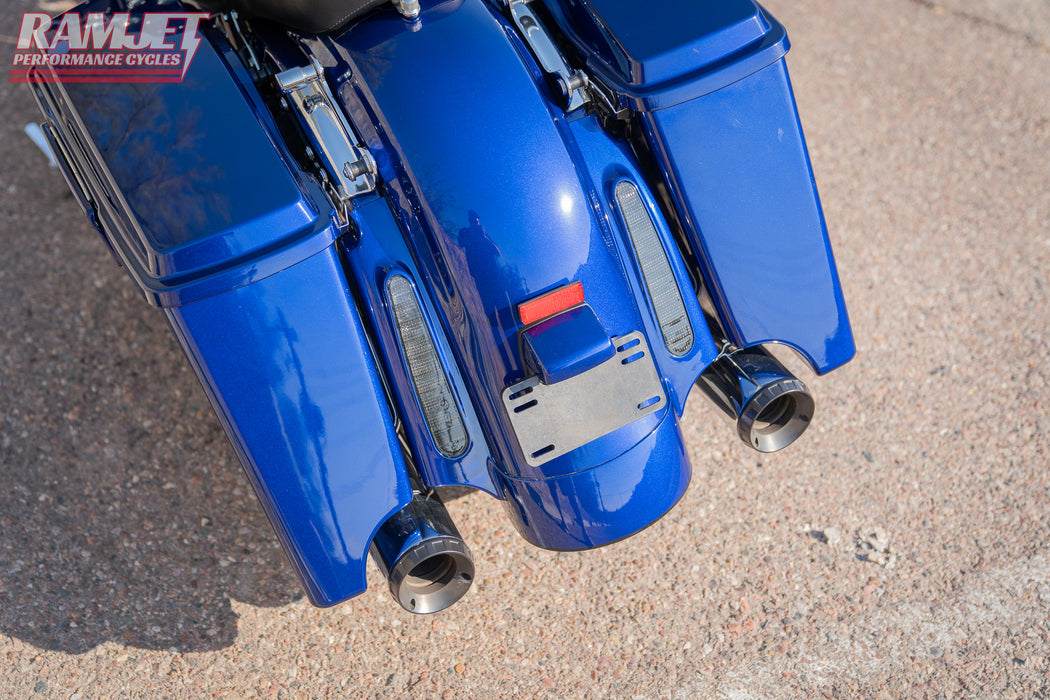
[912,0,1050,51]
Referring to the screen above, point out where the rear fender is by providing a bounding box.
[294,0,720,547]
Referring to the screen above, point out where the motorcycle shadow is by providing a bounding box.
[0,187,303,654]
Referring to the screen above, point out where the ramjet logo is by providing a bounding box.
[10,11,211,83]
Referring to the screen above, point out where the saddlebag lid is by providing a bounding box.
[29,3,338,307]
[541,0,789,110]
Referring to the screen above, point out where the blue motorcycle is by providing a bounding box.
[25,0,854,613]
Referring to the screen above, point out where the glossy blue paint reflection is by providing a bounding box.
[494,407,691,550]
[32,0,857,608]
[325,0,654,483]
[543,0,854,372]
[564,116,721,413]
[641,62,855,372]
[542,0,788,109]
[521,305,615,385]
[48,16,338,306]
[311,0,707,547]
[342,198,500,497]
[166,246,413,606]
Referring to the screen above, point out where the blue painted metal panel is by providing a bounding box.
[34,8,415,605]
[30,0,856,606]
[542,0,788,109]
[165,245,413,606]
[494,405,691,550]
[341,198,500,497]
[324,0,656,480]
[521,305,615,385]
[45,16,339,307]
[641,61,855,373]
[306,0,704,546]
[543,0,854,372]
[563,116,721,412]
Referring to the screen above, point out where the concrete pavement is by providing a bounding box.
[1,0,1048,696]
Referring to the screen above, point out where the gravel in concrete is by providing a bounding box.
[1,0,1048,697]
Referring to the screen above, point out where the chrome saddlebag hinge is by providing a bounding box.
[275,59,377,217]
[503,0,629,123]
[505,0,590,112]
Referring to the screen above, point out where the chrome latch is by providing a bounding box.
[505,0,589,112]
[391,0,421,19]
[276,59,377,217]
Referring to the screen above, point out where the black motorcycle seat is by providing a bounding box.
[198,0,388,34]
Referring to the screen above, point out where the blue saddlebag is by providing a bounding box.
[30,17,412,605]
[544,0,855,372]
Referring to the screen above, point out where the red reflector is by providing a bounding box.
[518,281,584,325]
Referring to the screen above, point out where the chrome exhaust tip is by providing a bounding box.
[696,345,815,453]
[370,494,474,614]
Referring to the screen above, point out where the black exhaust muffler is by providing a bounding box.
[370,493,474,614]
[696,345,815,453]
